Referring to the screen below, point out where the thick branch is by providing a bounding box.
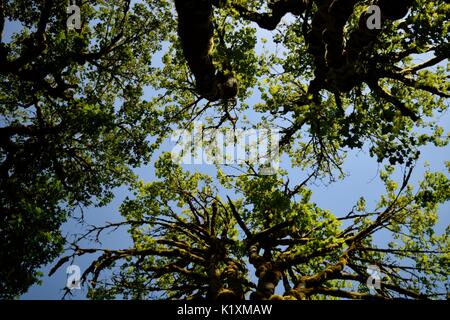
[369,82,419,121]
[227,196,252,239]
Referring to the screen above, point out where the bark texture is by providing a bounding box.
[174,0,239,101]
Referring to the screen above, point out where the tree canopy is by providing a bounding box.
[0,0,449,299]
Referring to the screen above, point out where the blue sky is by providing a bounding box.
[2,9,448,300]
